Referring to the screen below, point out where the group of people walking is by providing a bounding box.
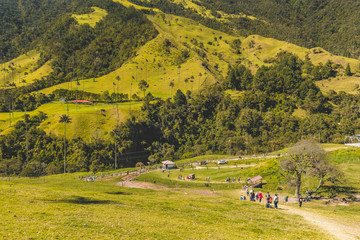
[225,177,240,183]
[241,189,289,209]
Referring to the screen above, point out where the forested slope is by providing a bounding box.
[130,0,360,59]
[0,0,360,176]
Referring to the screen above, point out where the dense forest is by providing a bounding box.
[130,0,360,58]
[0,0,360,176]
[1,53,359,176]
[0,0,157,112]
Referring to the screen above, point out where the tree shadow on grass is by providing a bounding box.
[106,191,132,195]
[46,196,117,205]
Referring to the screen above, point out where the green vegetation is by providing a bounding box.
[146,0,360,59]
[0,174,332,239]
[72,7,108,27]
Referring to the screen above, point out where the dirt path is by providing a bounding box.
[117,180,173,190]
[117,173,219,198]
[194,164,255,170]
[117,173,173,190]
[119,174,359,239]
[280,205,360,240]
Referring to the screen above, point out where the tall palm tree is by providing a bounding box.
[59,114,71,173]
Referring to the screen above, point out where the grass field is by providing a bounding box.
[0,101,142,140]
[0,173,332,239]
[317,75,360,94]
[0,50,52,88]
[0,147,359,239]
[72,7,108,28]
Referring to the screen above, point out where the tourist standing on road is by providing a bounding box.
[251,191,255,201]
[284,196,289,205]
[298,195,303,207]
[258,191,263,202]
[274,194,279,209]
[266,192,270,201]
[255,192,259,202]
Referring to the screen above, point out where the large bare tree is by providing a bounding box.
[281,139,324,196]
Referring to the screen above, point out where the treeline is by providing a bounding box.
[0,92,52,112]
[115,53,360,161]
[0,112,138,176]
[52,89,129,102]
[225,52,334,113]
[0,53,359,176]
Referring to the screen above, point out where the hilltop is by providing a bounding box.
[1,0,360,140]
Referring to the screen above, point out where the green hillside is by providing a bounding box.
[0,0,360,173]
[0,50,52,88]
[72,7,108,27]
[0,101,141,140]
[0,0,360,141]
[1,1,360,238]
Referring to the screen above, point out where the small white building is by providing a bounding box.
[162,160,176,169]
[344,134,360,147]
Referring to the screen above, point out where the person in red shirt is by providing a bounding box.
[258,191,263,202]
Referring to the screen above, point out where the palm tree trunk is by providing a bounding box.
[64,122,66,173]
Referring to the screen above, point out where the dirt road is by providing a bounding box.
[281,205,360,240]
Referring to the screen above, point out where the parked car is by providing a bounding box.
[217,160,227,164]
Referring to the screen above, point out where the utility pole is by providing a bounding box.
[25,109,29,164]
[114,137,117,170]
[116,77,120,123]
[129,81,132,115]
[229,137,231,156]
[8,94,11,126]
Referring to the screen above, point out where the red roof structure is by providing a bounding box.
[249,175,262,183]
[162,160,176,169]
[162,160,175,165]
[70,100,93,104]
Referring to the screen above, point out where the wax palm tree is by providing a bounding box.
[59,114,71,173]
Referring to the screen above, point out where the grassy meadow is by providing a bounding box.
[72,7,108,28]
[0,50,52,88]
[0,101,141,140]
[0,145,359,239]
[0,172,332,239]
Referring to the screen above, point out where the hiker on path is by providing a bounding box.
[284,196,289,205]
[258,191,263,203]
[265,194,271,208]
[255,192,259,202]
[251,191,255,201]
[274,194,279,209]
[298,195,303,207]
[266,193,272,207]
[266,192,270,201]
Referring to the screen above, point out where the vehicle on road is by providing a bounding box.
[217,160,227,164]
